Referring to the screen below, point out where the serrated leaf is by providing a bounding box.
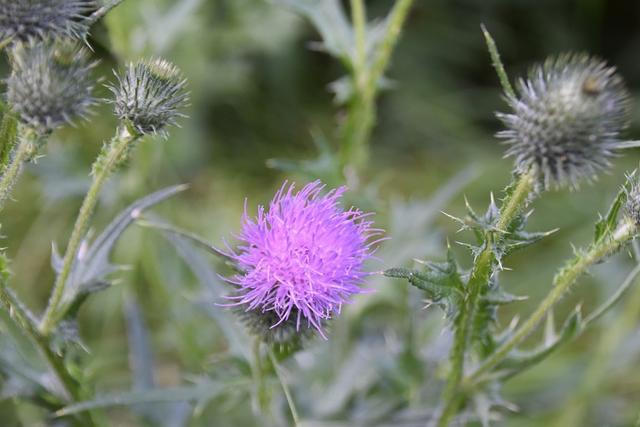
[594,176,633,242]
[59,185,188,309]
[385,250,464,317]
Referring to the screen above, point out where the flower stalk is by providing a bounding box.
[267,347,300,426]
[438,169,536,427]
[339,0,414,174]
[464,217,638,389]
[0,126,41,210]
[39,124,140,335]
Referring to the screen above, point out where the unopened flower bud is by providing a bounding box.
[6,40,97,133]
[497,54,631,189]
[110,58,189,138]
[0,0,96,43]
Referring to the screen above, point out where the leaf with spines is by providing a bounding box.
[594,173,634,242]
[53,185,187,321]
[385,247,464,318]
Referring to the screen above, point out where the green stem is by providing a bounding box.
[267,348,300,426]
[339,0,414,173]
[437,170,535,427]
[39,125,139,335]
[465,218,638,388]
[0,127,40,210]
[252,339,270,418]
[350,0,367,84]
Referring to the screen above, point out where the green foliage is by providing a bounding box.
[1,1,640,426]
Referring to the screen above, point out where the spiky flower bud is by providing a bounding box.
[6,41,97,134]
[110,58,189,138]
[0,0,96,43]
[497,54,631,189]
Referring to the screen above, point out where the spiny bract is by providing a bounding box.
[6,40,97,133]
[224,181,383,339]
[497,54,631,189]
[0,0,96,42]
[625,175,640,226]
[235,307,314,350]
[110,58,189,138]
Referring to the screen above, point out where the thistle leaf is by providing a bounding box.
[59,185,188,311]
[594,176,633,242]
[275,0,353,65]
[385,248,464,317]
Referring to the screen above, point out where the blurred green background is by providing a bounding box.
[2,0,640,425]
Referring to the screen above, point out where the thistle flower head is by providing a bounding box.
[224,181,382,340]
[6,40,97,133]
[110,58,189,138]
[497,54,631,189]
[0,0,96,43]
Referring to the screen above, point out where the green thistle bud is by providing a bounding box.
[0,0,96,43]
[6,40,97,134]
[235,308,315,352]
[497,54,631,189]
[109,58,189,138]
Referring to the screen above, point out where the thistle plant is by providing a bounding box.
[0,1,189,424]
[386,27,640,426]
[2,1,640,426]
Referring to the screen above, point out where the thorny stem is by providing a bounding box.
[0,127,41,210]
[0,263,96,426]
[339,0,414,174]
[267,348,300,426]
[465,218,638,389]
[437,170,535,427]
[40,125,139,335]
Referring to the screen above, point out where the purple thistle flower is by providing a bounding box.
[224,180,383,339]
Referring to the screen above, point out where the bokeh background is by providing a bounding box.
[2,0,640,425]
